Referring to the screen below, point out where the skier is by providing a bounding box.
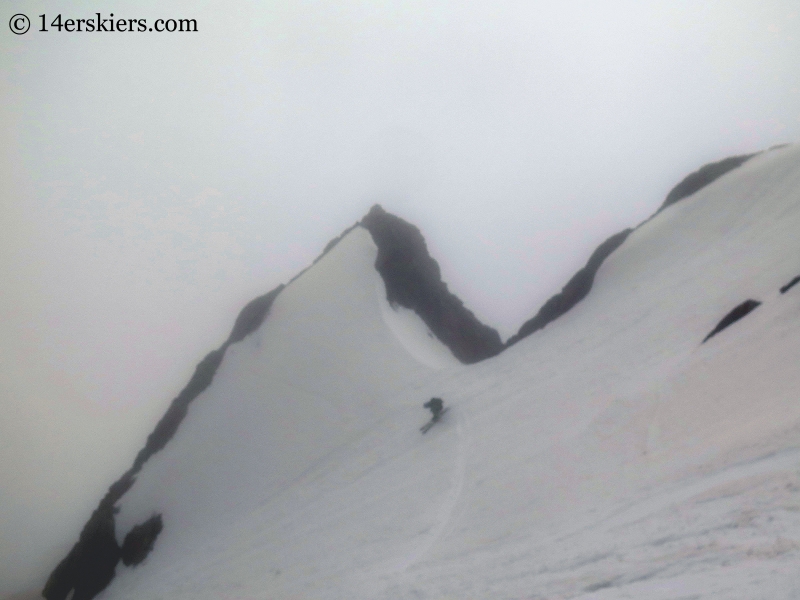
[421,397,447,433]
[424,397,444,420]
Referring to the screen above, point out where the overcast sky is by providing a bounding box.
[2,0,800,592]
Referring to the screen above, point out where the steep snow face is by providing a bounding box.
[100,146,800,599]
[105,226,460,595]
[398,145,800,594]
[414,144,800,598]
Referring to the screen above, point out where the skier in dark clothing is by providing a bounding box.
[424,397,444,420]
[421,397,447,433]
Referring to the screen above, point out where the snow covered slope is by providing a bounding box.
[46,145,800,599]
[111,226,455,537]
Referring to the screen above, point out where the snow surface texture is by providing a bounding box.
[89,146,800,598]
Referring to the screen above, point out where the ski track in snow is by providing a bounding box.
[391,411,469,573]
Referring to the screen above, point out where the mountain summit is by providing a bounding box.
[43,145,800,600]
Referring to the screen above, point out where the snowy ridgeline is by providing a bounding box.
[62,146,800,598]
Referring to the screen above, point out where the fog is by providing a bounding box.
[2,0,799,594]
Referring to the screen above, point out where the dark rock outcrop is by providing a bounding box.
[132,348,224,471]
[506,229,632,346]
[44,285,284,600]
[287,223,360,286]
[317,223,360,263]
[43,502,122,600]
[702,299,761,343]
[658,153,756,213]
[228,286,286,345]
[507,151,769,348]
[361,204,504,363]
[780,275,800,294]
[121,515,163,567]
